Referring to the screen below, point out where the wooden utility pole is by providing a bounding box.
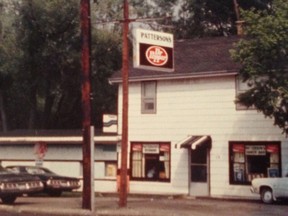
[80,0,93,211]
[233,0,244,35]
[233,0,240,20]
[119,0,129,208]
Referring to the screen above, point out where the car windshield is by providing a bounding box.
[0,165,7,172]
[0,165,12,174]
[26,167,55,175]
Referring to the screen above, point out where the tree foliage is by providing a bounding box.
[8,0,82,129]
[0,0,20,131]
[92,0,272,39]
[0,0,282,131]
[170,0,272,39]
[90,30,122,128]
[0,0,122,130]
[231,0,288,134]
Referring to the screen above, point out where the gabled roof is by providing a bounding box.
[110,36,241,83]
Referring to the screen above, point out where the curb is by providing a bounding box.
[0,205,92,216]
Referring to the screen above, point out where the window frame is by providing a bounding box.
[130,142,171,182]
[93,144,117,180]
[229,141,281,185]
[141,81,157,114]
[235,76,255,110]
[104,161,117,178]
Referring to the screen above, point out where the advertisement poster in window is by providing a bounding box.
[143,144,159,154]
[245,145,266,155]
[234,169,244,182]
[160,143,170,152]
[232,144,245,152]
[268,168,279,177]
[234,152,245,163]
[266,144,279,153]
[132,143,142,151]
[270,153,279,163]
[233,163,245,182]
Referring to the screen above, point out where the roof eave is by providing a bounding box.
[0,135,121,144]
[109,70,239,84]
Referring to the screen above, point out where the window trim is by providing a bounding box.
[229,141,281,185]
[141,81,157,114]
[93,160,117,180]
[235,76,255,110]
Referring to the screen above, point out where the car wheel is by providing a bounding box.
[1,196,17,204]
[261,188,274,204]
[48,191,62,197]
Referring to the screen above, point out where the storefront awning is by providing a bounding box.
[176,135,211,150]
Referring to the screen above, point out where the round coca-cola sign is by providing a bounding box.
[145,46,168,66]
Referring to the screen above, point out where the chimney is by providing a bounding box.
[233,0,244,35]
[236,20,245,36]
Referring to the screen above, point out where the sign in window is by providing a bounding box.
[229,141,281,185]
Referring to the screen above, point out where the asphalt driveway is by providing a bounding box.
[0,194,288,216]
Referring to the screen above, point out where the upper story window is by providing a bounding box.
[141,81,157,114]
[235,77,255,110]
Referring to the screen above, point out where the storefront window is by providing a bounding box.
[229,141,281,185]
[130,142,170,181]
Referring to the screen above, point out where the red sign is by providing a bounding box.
[132,144,142,151]
[266,145,279,153]
[145,46,168,66]
[160,144,170,152]
[34,142,48,159]
[134,29,174,72]
[232,144,245,152]
[139,43,173,70]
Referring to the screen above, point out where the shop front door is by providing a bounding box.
[189,147,210,196]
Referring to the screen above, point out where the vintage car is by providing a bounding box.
[250,176,288,204]
[0,165,43,204]
[6,166,81,197]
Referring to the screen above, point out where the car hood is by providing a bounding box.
[252,177,280,186]
[0,172,40,182]
[36,173,78,181]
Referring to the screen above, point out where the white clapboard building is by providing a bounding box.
[109,36,288,199]
[1,36,287,199]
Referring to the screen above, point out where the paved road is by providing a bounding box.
[0,195,288,216]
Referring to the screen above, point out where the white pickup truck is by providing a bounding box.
[250,176,288,204]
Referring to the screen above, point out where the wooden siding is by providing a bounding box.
[117,75,288,197]
[0,144,118,193]
[0,144,116,161]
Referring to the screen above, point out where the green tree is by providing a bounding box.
[91,0,272,39]
[90,30,122,128]
[1,0,123,130]
[171,0,272,39]
[9,0,82,129]
[0,0,20,131]
[5,0,276,131]
[231,0,288,134]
